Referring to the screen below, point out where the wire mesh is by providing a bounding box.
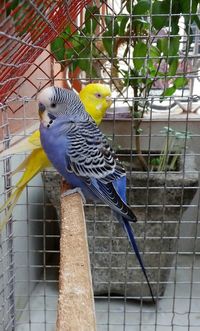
[1,0,200,330]
[0,0,91,104]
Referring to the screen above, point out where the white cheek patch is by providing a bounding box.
[96,104,102,111]
[41,111,51,127]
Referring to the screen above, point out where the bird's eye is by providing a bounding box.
[95,93,102,98]
[51,103,56,108]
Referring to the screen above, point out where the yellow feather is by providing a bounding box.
[79,83,112,125]
[0,149,50,229]
[0,84,112,229]
[28,130,41,147]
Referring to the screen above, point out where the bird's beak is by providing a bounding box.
[106,96,112,107]
[38,102,46,120]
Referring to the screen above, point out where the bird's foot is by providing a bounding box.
[61,187,86,204]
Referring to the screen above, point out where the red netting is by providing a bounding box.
[0,0,91,104]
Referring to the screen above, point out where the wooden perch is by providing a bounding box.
[56,187,96,331]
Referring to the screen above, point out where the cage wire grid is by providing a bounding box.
[1,0,200,330]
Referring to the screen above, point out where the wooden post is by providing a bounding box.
[56,189,96,331]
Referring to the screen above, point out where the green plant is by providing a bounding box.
[50,1,200,171]
[150,127,192,171]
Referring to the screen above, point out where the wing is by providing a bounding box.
[66,120,136,221]
[67,120,125,183]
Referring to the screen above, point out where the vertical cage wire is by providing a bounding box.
[0,104,15,331]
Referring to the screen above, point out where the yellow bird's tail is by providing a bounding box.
[0,148,51,230]
[1,130,41,157]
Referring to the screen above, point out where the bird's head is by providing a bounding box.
[38,86,86,125]
[79,83,112,125]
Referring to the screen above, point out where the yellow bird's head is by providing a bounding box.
[79,83,112,125]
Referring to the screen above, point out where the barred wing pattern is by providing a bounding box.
[66,120,136,221]
[68,120,125,182]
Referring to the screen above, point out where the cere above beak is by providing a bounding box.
[38,102,46,112]
[106,96,112,106]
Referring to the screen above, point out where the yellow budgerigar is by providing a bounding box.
[0,84,112,230]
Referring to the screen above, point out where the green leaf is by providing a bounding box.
[102,31,114,56]
[70,60,79,73]
[51,37,65,63]
[105,16,113,31]
[122,69,139,88]
[150,45,160,58]
[180,0,199,35]
[148,67,157,77]
[157,36,180,59]
[151,157,160,166]
[157,38,168,55]
[162,86,176,97]
[152,0,170,30]
[113,20,119,35]
[85,6,99,34]
[134,111,142,119]
[169,36,180,57]
[126,1,133,13]
[66,32,81,49]
[174,77,188,89]
[133,41,147,71]
[180,0,198,14]
[62,26,72,37]
[105,16,119,35]
[193,14,200,30]
[77,58,97,77]
[119,16,129,35]
[168,58,179,76]
[133,0,150,15]
[144,77,154,86]
[171,15,180,35]
[76,46,95,73]
[65,47,75,60]
[132,18,150,30]
[77,58,90,72]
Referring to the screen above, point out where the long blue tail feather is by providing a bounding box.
[121,216,155,303]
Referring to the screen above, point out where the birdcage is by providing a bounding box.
[1,1,200,330]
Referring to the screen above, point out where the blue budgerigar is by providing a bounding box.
[38,86,155,302]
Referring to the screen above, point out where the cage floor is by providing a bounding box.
[16,254,200,331]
